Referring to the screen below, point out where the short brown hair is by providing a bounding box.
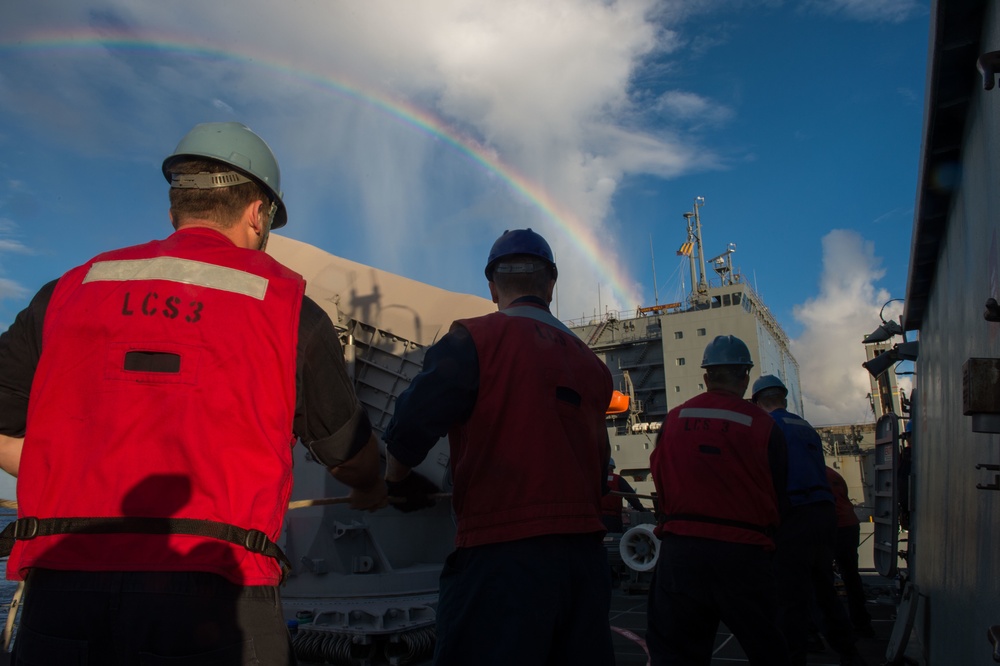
[167,159,271,229]
[490,254,555,299]
[704,364,750,388]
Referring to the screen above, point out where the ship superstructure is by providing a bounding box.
[567,202,801,493]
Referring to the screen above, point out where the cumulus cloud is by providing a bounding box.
[791,230,896,425]
[0,0,726,318]
[0,1,924,370]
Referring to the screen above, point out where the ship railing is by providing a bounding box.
[738,283,793,349]
[561,277,794,354]
[563,303,682,329]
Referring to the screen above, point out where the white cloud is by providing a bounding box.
[211,99,235,115]
[791,229,895,425]
[0,240,30,254]
[651,90,734,126]
[4,0,920,331]
[801,0,925,23]
[0,210,32,303]
[1,0,737,318]
[0,278,29,303]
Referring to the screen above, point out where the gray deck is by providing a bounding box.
[609,573,902,666]
[0,573,903,665]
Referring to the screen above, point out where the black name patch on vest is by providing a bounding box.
[555,386,582,407]
[124,351,182,373]
[121,291,204,323]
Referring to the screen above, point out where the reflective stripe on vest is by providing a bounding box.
[677,407,753,427]
[84,257,269,299]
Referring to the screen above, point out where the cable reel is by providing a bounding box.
[618,523,659,572]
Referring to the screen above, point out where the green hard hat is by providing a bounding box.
[701,335,754,368]
[162,122,287,229]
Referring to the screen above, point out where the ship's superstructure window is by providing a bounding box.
[698,383,704,390]
[732,293,742,306]
[674,331,683,339]
[676,358,686,366]
[675,386,681,392]
[697,328,706,336]
[723,294,731,306]
[711,296,721,308]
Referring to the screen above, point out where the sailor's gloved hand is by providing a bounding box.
[347,478,389,512]
[386,472,440,513]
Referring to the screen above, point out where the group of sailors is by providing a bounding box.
[0,121,874,666]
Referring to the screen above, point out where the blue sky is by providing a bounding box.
[0,0,928,455]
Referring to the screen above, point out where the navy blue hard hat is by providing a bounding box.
[701,335,754,368]
[751,374,787,401]
[485,228,557,280]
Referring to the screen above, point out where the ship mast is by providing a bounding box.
[692,196,708,295]
[682,212,698,301]
[681,196,709,304]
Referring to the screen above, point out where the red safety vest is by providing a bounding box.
[600,474,625,517]
[651,390,780,549]
[826,467,859,528]
[9,227,304,585]
[448,303,612,547]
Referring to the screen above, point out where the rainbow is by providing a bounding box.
[1,31,642,310]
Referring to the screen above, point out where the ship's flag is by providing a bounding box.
[677,241,694,256]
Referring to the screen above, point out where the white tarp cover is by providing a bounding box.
[268,234,494,345]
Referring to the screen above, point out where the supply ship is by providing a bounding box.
[565,198,801,497]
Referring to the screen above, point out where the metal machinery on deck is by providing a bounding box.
[268,235,495,665]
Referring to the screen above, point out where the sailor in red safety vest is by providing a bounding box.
[647,335,791,666]
[826,465,875,638]
[600,457,646,533]
[0,122,387,665]
[382,228,616,666]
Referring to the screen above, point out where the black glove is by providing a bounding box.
[386,472,440,513]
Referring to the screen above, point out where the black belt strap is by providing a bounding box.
[661,512,772,536]
[0,516,291,579]
[788,484,830,496]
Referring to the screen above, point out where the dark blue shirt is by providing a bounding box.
[384,296,550,468]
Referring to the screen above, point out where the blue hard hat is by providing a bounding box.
[701,335,754,368]
[751,374,787,400]
[485,228,557,280]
